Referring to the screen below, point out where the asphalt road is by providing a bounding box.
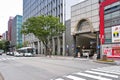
[0,54,120,80]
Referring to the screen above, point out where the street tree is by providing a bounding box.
[0,40,10,52]
[21,15,65,55]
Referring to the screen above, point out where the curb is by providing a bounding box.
[93,60,117,65]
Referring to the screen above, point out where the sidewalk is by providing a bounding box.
[35,54,93,60]
[35,54,120,65]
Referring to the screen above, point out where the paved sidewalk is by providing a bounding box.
[35,54,93,60]
[35,54,120,65]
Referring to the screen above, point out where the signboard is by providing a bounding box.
[112,25,120,43]
[112,44,120,56]
[102,44,120,58]
[103,46,112,56]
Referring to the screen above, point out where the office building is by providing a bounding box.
[11,15,23,48]
[23,0,84,56]
[8,17,13,41]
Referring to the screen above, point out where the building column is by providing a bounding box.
[96,32,100,59]
[73,35,76,56]
[52,38,55,55]
[37,41,40,54]
[32,42,35,48]
[57,37,61,55]
[62,33,65,56]
[40,41,43,54]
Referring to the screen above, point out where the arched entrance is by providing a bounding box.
[73,19,99,57]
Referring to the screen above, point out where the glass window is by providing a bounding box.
[104,13,112,20]
[104,28,112,43]
[112,11,120,18]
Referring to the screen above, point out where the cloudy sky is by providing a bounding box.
[0,0,23,35]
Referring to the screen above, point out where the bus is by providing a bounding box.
[17,47,36,57]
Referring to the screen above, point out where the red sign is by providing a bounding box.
[112,46,120,56]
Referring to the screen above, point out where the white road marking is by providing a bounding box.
[85,70,118,78]
[55,78,64,80]
[92,69,120,75]
[65,75,86,80]
[75,72,112,80]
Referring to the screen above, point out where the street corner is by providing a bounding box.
[93,59,117,65]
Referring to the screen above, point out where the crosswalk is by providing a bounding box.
[52,66,120,80]
[0,57,25,61]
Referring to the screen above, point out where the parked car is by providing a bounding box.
[9,52,14,56]
[14,51,23,57]
[24,53,33,57]
[82,49,91,57]
[0,52,2,55]
[0,50,4,55]
[6,52,10,55]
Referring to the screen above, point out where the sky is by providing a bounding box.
[0,0,23,35]
[0,0,84,35]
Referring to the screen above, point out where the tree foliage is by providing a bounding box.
[21,15,65,54]
[0,40,10,52]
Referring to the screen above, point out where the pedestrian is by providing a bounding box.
[75,47,78,57]
[77,46,81,58]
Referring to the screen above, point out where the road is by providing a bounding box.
[0,54,120,80]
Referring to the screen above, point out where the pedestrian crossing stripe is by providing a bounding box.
[0,57,25,61]
[65,75,86,80]
[53,66,120,80]
[55,78,64,80]
[85,70,118,78]
[75,72,112,80]
[92,68,120,75]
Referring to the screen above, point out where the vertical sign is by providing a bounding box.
[112,25,120,43]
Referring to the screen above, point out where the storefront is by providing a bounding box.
[100,0,120,58]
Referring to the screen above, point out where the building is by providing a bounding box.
[23,0,84,56]
[8,17,13,42]
[2,31,8,40]
[71,0,100,57]
[100,0,120,58]
[11,15,23,48]
[71,0,120,58]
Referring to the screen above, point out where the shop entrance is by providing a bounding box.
[76,32,97,57]
[73,18,99,57]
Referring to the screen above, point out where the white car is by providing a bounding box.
[24,53,34,57]
[14,51,23,57]
[82,49,91,57]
